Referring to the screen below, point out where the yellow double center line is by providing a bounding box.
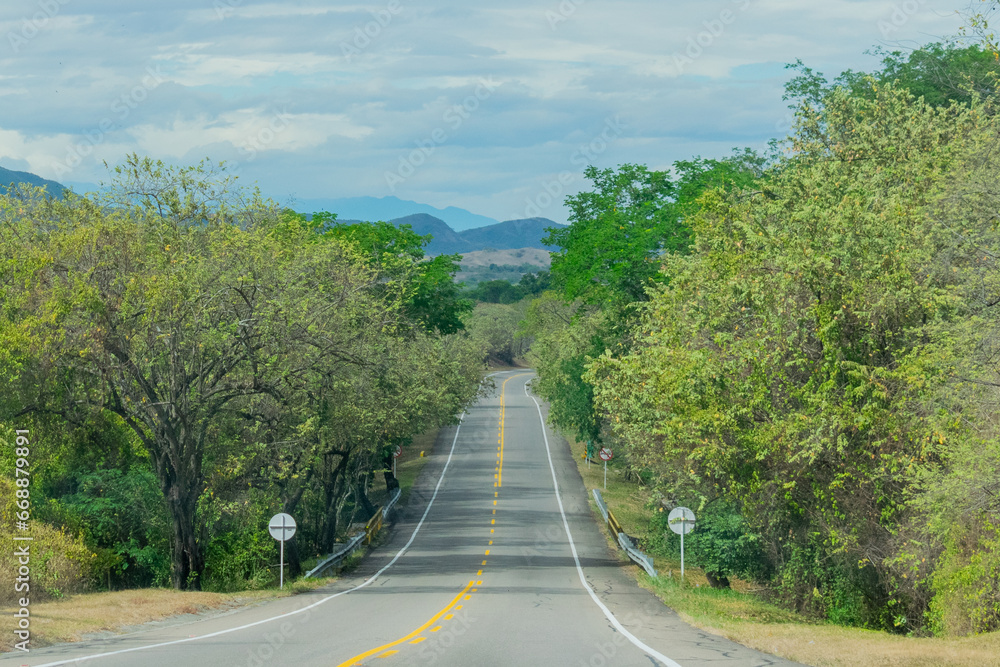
[336,581,474,666]
[336,373,525,665]
[498,376,507,487]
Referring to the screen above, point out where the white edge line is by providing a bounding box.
[32,414,469,667]
[524,380,683,667]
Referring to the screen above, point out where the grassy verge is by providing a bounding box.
[396,427,438,506]
[565,437,1000,667]
[0,578,335,652]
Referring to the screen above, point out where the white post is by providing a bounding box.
[603,460,607,490]
[279,533,285,589]
[393,457,396,478]
[680,527,685,583]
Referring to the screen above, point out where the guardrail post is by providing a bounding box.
[593,489,657,578]
[304,487,402,579]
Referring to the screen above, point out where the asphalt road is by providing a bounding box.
[4,370,800,667]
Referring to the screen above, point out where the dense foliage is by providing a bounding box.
[528,41,1000,635]
[0,156,486,591]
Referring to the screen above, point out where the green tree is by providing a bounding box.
[307,212,471,334]
[0,157,384,589]
[586,84,986,628]
[464,302,528,365]
[544,164,678,305]
[784,42,1000,112]
[466,279,523,304]
[532,157,764,451]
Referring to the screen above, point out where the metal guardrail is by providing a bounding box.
[383,487,402,518]
[618,531,658,578]
[304,532,365,578]
[607,509,624,537]
[365,507,383,544]
[592,489,658,578]
[592,488,609,522]
[305,487,403,578]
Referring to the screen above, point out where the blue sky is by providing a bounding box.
[0,0,972,223]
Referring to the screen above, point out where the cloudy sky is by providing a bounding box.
[0,0,973,224]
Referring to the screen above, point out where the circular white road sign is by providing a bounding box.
[598,447,613,462]
[268,513,297,541]
[667,507,696,535]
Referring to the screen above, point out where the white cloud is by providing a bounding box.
[0,0,975,223]
[128,110,373,159]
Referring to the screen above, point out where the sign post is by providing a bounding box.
[598,447,613,489]
[268,513,297,589]
[393,444,402,477]
[667,507,696,582]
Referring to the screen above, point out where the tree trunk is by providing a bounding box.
[320,454,350,552]
[285,535,301,579]
[151,434,205,591]
[355,477,377,519]
[165,484,204,590]
[382,450,400,493]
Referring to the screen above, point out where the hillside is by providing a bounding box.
[389,214,562,255]
[0,166,67,197]
[391,213,470,254]
[456,247,551,287]
[458,247,551,270]
[292,195,500,231]
[457,218,555,252]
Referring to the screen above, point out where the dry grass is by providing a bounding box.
[395,427,438,506]
[565,437,1000,667]
[0,578,338,653]
[458,247,551,269]
[0,578,337,652]
[0,589,249,651]
[722,622,1000,667]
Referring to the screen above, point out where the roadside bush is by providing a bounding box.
[929,516,1000,636]
[203,528,275,592]
[648,499,770,587]
[0,480,95,604]
[56,468,172,589]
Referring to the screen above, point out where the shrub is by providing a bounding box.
[929,516,1000,636]
[0,480,95,604]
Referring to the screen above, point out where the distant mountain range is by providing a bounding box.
[289,195,501,231]
[341,213,561,255]
[0,166,562,255]
[0,166,67,197]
